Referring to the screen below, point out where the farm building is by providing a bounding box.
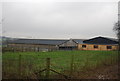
[78,36,118,51]
[4,36,118,51]
[58,37,118,51]
[58,39,78,50]
[6,39,67,52]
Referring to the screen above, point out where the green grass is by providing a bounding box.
[2,50,118,79]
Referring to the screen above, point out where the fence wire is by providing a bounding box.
[2,51,118,79]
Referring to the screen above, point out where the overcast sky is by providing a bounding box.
[1,0,119,39]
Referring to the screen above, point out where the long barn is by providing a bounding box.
[7,39,67,52]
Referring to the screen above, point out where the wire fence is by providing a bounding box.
[2,51,118,79]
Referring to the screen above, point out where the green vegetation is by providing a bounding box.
[2,50,118,79]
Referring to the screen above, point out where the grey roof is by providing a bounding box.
[8,39,87,45]
[73,39,86,44]
[8,39,68,45]
[83,36,118,45]
[105,37,118,42]
[7,36,118,45]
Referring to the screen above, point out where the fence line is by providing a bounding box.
[2,52,118,79]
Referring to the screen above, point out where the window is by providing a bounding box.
[82,45,86,48]
[107,46,112,49]
[94,45,98,48]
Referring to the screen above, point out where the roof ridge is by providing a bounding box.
[18,39,68,40]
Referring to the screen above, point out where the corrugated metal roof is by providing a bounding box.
[8,39,68,45]
[105,37,118,42]
[73,39,85,44]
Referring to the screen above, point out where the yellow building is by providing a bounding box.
[77,36,118,51]
[78,44,118,51]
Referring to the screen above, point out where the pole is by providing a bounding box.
[45,58,50,79]
[70,53,74,76]
[19,54,22,79]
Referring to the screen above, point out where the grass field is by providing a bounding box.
[2,50,118,79]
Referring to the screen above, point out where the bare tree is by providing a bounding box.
[113,23,120,38]
[113,22,120,51]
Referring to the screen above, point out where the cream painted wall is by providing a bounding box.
[78,44,118,51]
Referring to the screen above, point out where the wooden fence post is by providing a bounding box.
[70,54,74,76]
[19,54,22,79]
[110,54,112,65]
[45,58,50,79]
[22,47,23,52]
[38,47,39,52]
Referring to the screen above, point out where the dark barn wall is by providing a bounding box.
[7,44,58,52]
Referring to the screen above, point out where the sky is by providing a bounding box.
[1,0,120,39]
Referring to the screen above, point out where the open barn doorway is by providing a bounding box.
[59,46,77,50]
